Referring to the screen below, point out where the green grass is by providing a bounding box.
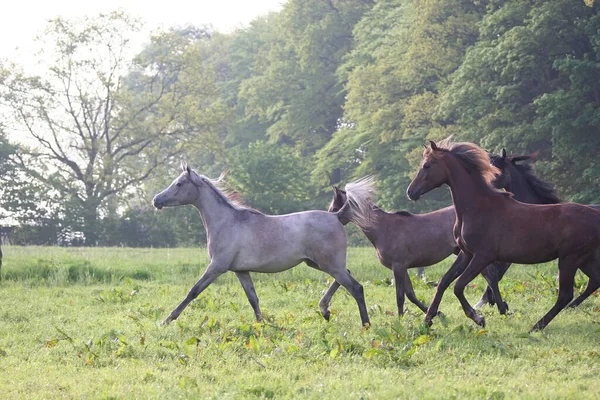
[0,245,599,399]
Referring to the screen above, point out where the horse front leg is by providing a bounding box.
[453,254,495,327]
[162,261,227,325]
[236,271,262,321]
[425,251,471,326]
[403,269,428,313]
[392,264,407,316]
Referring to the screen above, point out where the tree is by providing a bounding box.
[228,141,314,214]
[0,12,198,244]
[315,0,484,211]
[437,0,600,203]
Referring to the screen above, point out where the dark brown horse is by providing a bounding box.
[407,139,600,331]
[324,185,508,317]
[481,149,600,309]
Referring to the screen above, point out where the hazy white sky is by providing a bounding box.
[1,0,285,62]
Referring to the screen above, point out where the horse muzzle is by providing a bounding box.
[153,198,165,209]
[406,187,421,201]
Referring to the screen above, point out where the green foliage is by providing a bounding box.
[0,246,599,398]
[228,141,314,214]
[5,0,600,245]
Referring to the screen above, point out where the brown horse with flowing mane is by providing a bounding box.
[407,139,600,331]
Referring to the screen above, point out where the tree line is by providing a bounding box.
[0,0,598,247]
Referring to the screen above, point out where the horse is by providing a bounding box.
[153,165,375,327]
[325,184,509,317]
[406,139,600,331]
[478,149,600,309]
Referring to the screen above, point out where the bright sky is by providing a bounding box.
[0,0,285,62]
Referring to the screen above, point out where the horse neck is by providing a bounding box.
[445,156,495,219]
[507,165,542,204]
[360,207,385,246]
[191,186,235,237]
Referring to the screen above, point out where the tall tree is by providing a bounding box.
[316,0,484,211]
[438,0,600,203]
[0,12,199,244]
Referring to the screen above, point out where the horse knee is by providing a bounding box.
[453,282,466,298]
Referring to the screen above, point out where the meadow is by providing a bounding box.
[0,245,599,399]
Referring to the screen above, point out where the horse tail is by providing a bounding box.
[337,176,377,229]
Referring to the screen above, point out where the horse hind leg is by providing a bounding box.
[321,263,370,327]
[530,255,579,332]
[567,260,600,308]
[476,262,510,309]
[479,263,509,315]
[319,280,341,321]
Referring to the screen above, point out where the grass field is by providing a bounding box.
[0,245,599,399]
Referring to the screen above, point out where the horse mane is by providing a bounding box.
[394,211,413,216]
[343,176,378,229]
[512,162,561,204]
[431,138,501,189]
[189,169,263,214]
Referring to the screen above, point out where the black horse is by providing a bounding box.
[476,149,600,308]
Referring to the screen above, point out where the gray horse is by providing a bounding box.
[153,165,375,327]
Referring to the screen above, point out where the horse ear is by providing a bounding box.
[429,141,439,151]
[186,165,191,175]
[502,149,507,159]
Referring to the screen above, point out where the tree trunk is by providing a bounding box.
[82,203,99,247]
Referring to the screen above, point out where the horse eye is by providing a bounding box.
[176,182,182,187]
[423,164,431,170]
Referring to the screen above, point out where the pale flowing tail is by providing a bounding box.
[337,176,377,230]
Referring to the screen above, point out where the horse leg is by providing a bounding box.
[392,264,407,316]
[568,278,599,308]
[319,280,341,321]
[530,256,578,332]
[403,269,428,313]
[567,260,600,308]
[453,254,495,327]
[236,272,262,321]
[162,262,226,325]
[425,251,472,326]
[326,268,370,327]
[476,262,510,309]
[480,264,509,315]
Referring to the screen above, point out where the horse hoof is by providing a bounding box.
[362,321,371,329]
[475,316,486,328]
[322,310,331,321]
[424,317,433,327]
[161,316,174,326]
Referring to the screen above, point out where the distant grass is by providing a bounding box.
[0,245,599,399]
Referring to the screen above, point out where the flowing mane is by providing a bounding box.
[512,162,561,204]
[430,138,501,188]
[190,169,263,214]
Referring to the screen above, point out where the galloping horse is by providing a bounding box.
[326,187,509,316]
[153,166,375,327]
[479,149,600,309]
[407,139,600,331]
